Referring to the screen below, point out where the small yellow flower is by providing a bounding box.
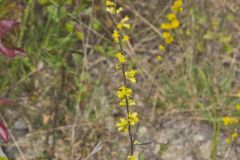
[105,0,114,6]
[225,137,231,144]
[116,7,123,14]
[223,117,239,125]
[117,16,131,30]
[117,86,132,99]
[119,98,136,106]
[167,13,177,21]
[159,45,166,52]
[125,69,136,83]
[162,32,174,44]
[128,155,136,160]
[165,36,173,44]
[171,0,183,13]
[128,112,140,126]
[236,104,240,110]
[123,35,130,42]
[162,32,172,39]
[232,132,238,139]
[116,52,126,64]
[112,30,120,42]
[117,23,123,30]
[106,7,115,15]
[156,55,164,62]
[160,23,172,30]
[116,118,129,132]
[170,19,180,29]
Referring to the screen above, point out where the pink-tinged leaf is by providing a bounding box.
[0,122,8,143]
[0,98,16,106]
[0,40,24,58]
[0,20,19,38]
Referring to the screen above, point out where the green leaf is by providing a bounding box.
[222,44,233,54]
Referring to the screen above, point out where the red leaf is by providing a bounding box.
[0,122,8,143]
[0,40,24,58]
[0,98,16,106]
[0,20,19,38]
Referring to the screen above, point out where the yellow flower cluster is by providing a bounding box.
[117,16,131,30]
[117,86,132,99]
[157,0,183,61]
[125,69,136,84]
[117,86,136,107]
[112,30,120,43]
[106,0,123,14]
[116,52,126,64]
[223,117,239,125]
[171,0,183,13]
[160,13,180,30]
[105,2,139,158]
[116,112,139,132]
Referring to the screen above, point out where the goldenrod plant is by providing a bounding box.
[157,0,183,61]
[105,0,139,159]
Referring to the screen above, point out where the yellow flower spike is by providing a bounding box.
[116,118,129,132]
[105,0,114,6]
[236,104,240,111]
[159,45,166,52]
[128,155,136,160]
[232,132,238,139]
[123,35,130,42]
[112,30,120,43]
[167,13,177,21]
[223,117,239,126]
[128,112,140,126]
[125,69,136,83]
[116,52,126,64]
[106,0,140,157]
[117,86,132,99]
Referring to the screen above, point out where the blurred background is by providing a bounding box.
[0,0,240,159]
